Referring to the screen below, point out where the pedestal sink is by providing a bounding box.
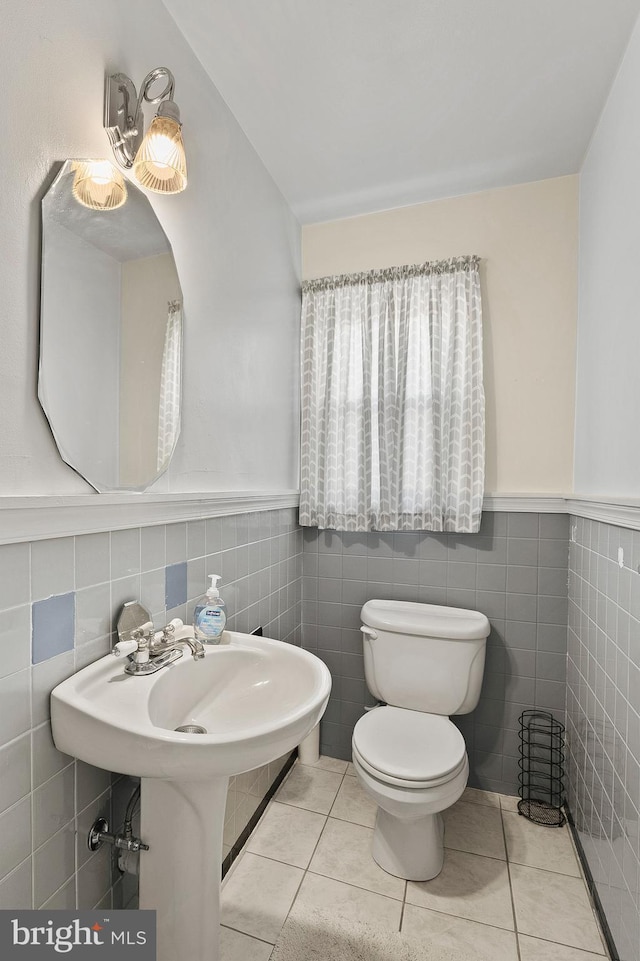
[51,631,331,961]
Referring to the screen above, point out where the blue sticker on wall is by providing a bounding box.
[165,562,187,609]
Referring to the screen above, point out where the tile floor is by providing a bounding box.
[220,757,609,961]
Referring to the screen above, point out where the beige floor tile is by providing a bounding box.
[510,863,603,953]
[329,774,377,827]
[406,848,514,930]
[500,794,520,813]
[503,811,580,876]
[219,925,273,961]
[462,786,502,808]
[289,871,402,933]
[402,904,518,961]
[309,817,405,900]
[220,852,303,943]
[444,799,506,859]
[246,801,326,868]
[301,755,349,775]
[345,762,356,776]
[518,934,606,961]
[275,765,342,815]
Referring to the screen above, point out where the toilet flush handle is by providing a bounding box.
[360,626,378,640]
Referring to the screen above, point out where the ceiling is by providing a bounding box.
[165,0,640,223]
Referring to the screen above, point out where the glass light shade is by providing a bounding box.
[72,160,127,211]
[133,116,187,194]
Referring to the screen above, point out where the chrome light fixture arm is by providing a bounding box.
[104,73,142,168]
[104,67,177,169]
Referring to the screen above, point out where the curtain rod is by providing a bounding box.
[302,255,480,293]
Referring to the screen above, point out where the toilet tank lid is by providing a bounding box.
[361,600,490,640]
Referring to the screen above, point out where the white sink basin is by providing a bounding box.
[51,630,331,961]
[52,631,331,779]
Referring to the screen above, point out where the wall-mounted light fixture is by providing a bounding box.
[72,160,127,211]
[104,67,187,195]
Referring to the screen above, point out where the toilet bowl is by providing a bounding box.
[354,600,489,882]
[352,705,468,880]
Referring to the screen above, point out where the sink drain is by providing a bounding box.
[174,724,207,735]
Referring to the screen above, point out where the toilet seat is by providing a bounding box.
[353,706,467,789]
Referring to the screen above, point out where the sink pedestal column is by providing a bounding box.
[139,776,229,961]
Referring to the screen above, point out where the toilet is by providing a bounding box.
[352,599,490,882]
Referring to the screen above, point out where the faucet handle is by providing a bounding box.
[153,618,185,646]
[113,640,138,658]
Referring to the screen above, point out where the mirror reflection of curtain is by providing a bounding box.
[157,300,182,470]
[300,257,484,532]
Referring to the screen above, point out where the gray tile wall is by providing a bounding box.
[567,516,640,961]
[0,507,302,911]
[302,511,570,795]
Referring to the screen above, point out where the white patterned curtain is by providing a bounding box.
[300,257,484,532]
[157,300,182,471]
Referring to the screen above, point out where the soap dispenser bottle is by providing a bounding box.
[193,575,227,644]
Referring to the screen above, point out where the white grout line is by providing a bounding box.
[398,880,408,933]
[499,801,523,961]
[220,922,276,947]
[516,932,607,958]
[400,900,521,935]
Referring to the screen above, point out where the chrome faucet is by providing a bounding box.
[151,619,206,661]
[113,602,205,676]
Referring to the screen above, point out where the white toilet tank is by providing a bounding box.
[361,600,490,715]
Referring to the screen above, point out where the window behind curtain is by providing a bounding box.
[299,256,484,532]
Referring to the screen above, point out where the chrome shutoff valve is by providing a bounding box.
[88,817,149,853]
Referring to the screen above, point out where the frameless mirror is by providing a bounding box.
[39,159,183,491]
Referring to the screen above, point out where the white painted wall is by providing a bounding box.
[0,0,300,496]
[303,177,578,495]
[40,221,120,489]
[575,18,640,498]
